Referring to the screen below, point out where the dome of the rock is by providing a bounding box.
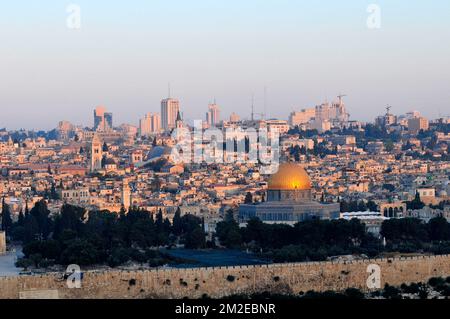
[267,163,312,191]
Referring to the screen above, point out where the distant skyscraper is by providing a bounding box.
[206,103,220,127]
[57,121,74,140]
[229,112,240,123]
[151,113,161,133]
[94,106,113,131]
[139,113,162,136]
[94,106,105,130]
[139,113,152,137]
[289,96,349,128]
[408,116,429,134]
[161,98,180,131]
[289,109,315,127]
[104,112,113,130]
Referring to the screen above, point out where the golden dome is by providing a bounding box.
[267,163,312,190]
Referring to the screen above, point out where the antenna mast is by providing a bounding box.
[251,94,255,121]
[386,105,392,115]
[263,86,267,120]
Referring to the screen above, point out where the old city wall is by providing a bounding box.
[1,255,450,299]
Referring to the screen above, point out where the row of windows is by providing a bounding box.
[242,211,295,221]
[62,192,89,198]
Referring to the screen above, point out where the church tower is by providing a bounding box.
[175,111,183,129]
[121,178,131,211]
[90,134,103,172]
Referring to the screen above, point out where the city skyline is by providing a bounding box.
[0,93,447,132]
[1,1,450,130]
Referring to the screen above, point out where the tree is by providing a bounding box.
[28,200,52,241]
[407,192,425,210]
[216,210,242,249]
[185,227,206,249]
[172,207,182,236]
[242,218,265,245]
[17,209,25,227]
[60,239,101,266]
[23,213,39,243]
[357,201,367,212]
[428,217,450,241]
[50,183,59,200]
[381,218,429,243]
[244,192,253,204]
[367,200,378,212]
[53,205,85,240]
[155,209,164,230]
[24,202,30,218]
[384,140,394,152]
[151,178,162,192]
[1,198,13,234]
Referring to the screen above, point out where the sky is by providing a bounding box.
[0,0,449,130]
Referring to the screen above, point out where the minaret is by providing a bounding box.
[90,134,103,172]
[121,178,131,211]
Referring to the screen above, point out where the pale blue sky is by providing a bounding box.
[1,1,449,130]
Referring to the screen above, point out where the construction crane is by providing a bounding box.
[337,94,347,105]
[386,105,392,115]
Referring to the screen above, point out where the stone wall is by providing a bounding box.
[1,254,450,299]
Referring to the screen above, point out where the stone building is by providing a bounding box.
[239,163,340,224]
[90,134,103,172]
[0,231,6,254]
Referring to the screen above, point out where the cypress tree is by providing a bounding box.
[18,209,25,227]
[1,197,13,233]
[172,207,182,236]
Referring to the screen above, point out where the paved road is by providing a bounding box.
[163,249,269,268]
[0,247,23,277]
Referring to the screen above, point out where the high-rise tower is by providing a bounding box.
[94,106,113,131]
[161,98,180,131]
[206,103,220,127]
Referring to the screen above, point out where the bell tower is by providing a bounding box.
[122,178,131,211]
[90,134,103,172]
